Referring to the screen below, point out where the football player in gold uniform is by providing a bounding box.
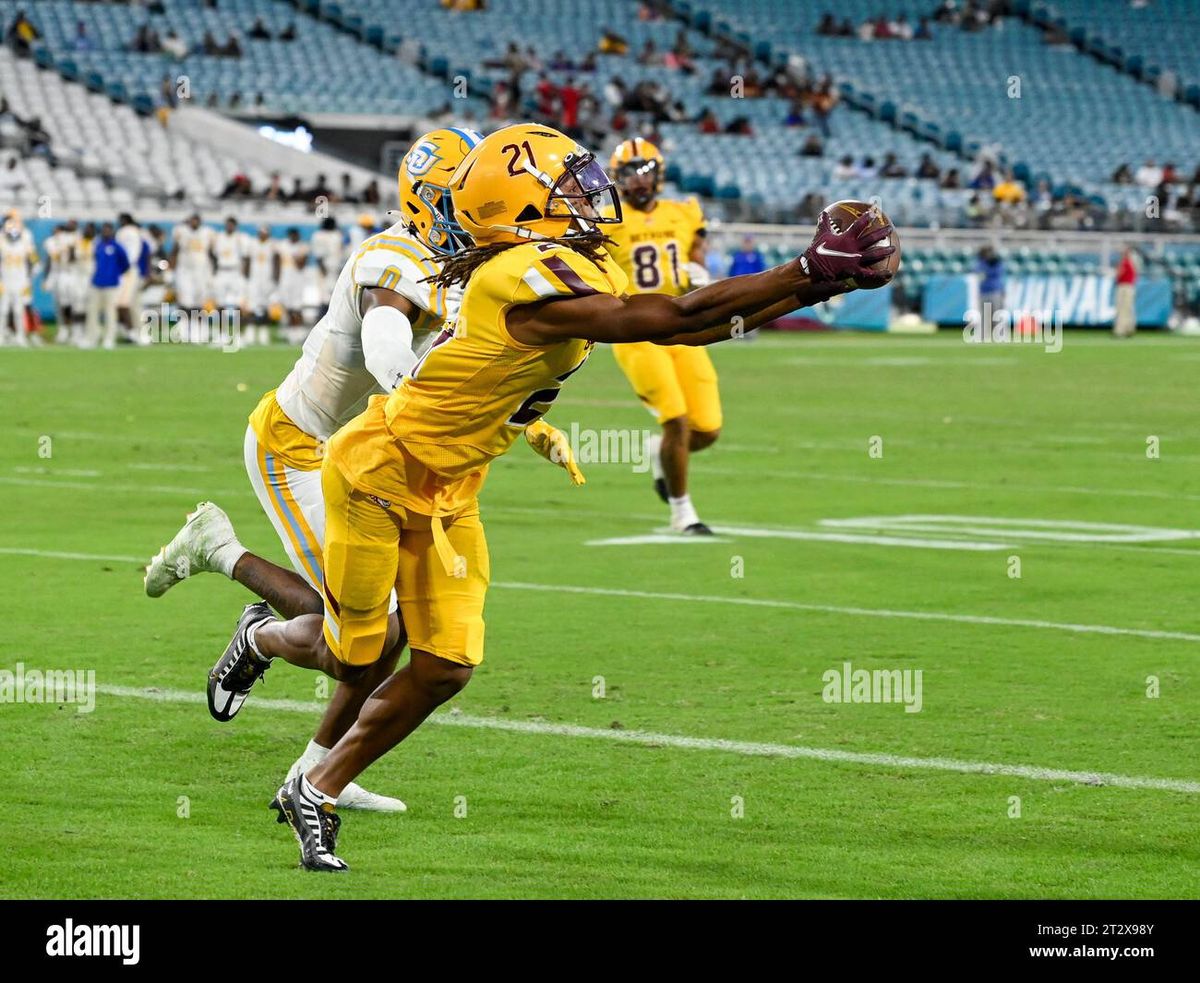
[605,138,719,533]
[209,124,893,871]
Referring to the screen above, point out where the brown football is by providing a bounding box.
[822,199,900,287]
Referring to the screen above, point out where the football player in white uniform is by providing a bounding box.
[42,220,78,342]
[144,127,584,812]
[170,213,214,317]
[0,214,36,345]
[68,223,96,345]
[115,213,148,344]
[246,225,277,344]
[212,216,251,322]
[310,217,344,304]
[274,227,308,335]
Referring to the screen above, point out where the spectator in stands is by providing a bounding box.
[559,78,582,132]
[1113,247,1138,338]
[698,108,720,134]
[489,80,513,120]
[894,15,915,39]
[969,161,996,191]
[160,75,178,109]
[975,245,1005,320]
[638,40,663,67]
[549,50,575,71]
[6,9,38,57]
[162,30,188,59]
[873,16,893,40]
[73,21,94,52]
[742,69,765,98]
[524,46,543,73]
[222,33,243,58]
[24,117,52,163]
[816,13,839,36]
[220,173,253,199]
[837,18,855,37]
[202,31,221,56]
[1161,162,1180,184]
[800,133,824,157]
[915,16,933,39]
[638,1,664,21]
[307,174,333,204]
[858,156,879,179]
[880,153,907,178]
[725,116,754,136]
[249,18,272,41]
[0,156,24,193]
[798,192,824,222]
[915,153,940,179]
[834,155,855,180]
[279,22,298,42]
[598,28,629,56]
[579,52,598,73]
[1135,159,1163,188]
[287,178,306,202]
[535,74,557,118]
[934,1,959,25]
[993,169,1026,205]
[783,99,807,126]
[941,168,962,189]
[264,172,285,202]
[728,237,767,277]
[362,180,381,206]
[811,80,838,136]
[339,173,359,205]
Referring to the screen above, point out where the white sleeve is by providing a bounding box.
[360,305,416,392]
[353,243,445,321]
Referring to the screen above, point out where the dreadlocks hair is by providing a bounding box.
[423,231,616,291]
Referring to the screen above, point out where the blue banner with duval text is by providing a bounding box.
[794,283,894,331]
[922,274,1173,327]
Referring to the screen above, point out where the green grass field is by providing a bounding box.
[2,331,1199,898]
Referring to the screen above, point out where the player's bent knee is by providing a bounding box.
[690,427,720,451]
[411,649,473,704]
[661,415,690,440]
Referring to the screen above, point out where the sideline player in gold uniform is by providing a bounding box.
[606,138,720,533]
[208,124,894,871]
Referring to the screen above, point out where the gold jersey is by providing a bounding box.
[329,241,629,515]
[603,197,704,296]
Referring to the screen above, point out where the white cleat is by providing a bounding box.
[286,752,407,813]
[144,501,239,597]
[337,782,407,813]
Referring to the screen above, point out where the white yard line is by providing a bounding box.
[91,684,1200,794]
[5,546,1197,642]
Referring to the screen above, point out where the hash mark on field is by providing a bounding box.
[92,684,1200,794]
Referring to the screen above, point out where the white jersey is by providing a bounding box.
[274,223,452,440]
[117,224,142,265]
[0,231,34,287]
[310,229,344,275]
[173,224,214,273]
[248,237,276,280]
[213,229,251,271]
[43,230,75,273]
[275,239,306,274]
[73,235,95,278]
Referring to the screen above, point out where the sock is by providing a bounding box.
[246,620,273,664]
[668,494,700,529]
[302,740,330,763]
[302,773,337,808]
[646,433,665,482]
[210,540,247,579]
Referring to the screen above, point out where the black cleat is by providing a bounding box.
[271,777,349,872]
[680,522,714,536]
[208,601,274,722]
[653,477,669,503]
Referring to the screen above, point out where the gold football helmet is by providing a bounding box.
[610,137,665,209]
[449,123,622,246]
[397,126,483,255]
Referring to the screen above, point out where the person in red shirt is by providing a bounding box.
[1114,247,1138,338]
[559,77,581,131]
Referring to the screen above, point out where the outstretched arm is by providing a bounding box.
[507,210,893,347]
